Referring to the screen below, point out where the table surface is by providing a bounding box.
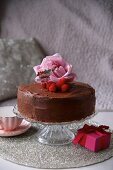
[0,110,113,170]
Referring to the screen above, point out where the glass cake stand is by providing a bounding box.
[13,105,97,146]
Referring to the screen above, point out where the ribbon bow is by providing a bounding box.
[73,124,110,144]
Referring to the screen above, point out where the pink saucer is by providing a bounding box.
[0,119,31,137]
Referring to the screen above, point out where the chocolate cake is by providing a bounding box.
[17,82,95,123]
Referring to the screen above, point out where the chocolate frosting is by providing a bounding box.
[17,82,96,123]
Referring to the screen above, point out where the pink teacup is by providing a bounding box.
[0,106,23,131]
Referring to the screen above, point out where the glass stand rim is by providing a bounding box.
[13,105,97,146]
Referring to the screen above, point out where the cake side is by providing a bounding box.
[17,82,95,123]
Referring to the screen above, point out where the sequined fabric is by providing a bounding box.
[0,124,112,169]
[0,38,44,101]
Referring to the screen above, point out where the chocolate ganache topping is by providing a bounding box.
[18,82,95,123]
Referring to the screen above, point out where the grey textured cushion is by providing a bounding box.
[0,38,44,101]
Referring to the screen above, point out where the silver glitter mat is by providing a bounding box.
[0,123,113,169]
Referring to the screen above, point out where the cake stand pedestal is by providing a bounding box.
[37,124,75,145]
[13,105,96,146]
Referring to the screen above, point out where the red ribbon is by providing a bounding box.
[73,124,110,144]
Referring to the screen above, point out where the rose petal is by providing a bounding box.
[64,73,76,81]
[63,64,72,77]
[53,53,61,57]
[54,67,65,77]
[41,60,53,70]
[33,65,41,75]
[58,66,66,75]
[35,76,40,82]
[53,69,60,77]
[49,54,66,67]
[50,75,59,82]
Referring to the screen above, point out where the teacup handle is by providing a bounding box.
[0,119,3,130]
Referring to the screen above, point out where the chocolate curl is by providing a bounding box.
[36,69,52,82]
[73,124,111,145]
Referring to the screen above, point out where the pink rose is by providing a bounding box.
[33,53,76,82]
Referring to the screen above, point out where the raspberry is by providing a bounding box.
[61,84,70,92]
[56,78,67,88]
[49,83,57,92]
[46,81,53,89]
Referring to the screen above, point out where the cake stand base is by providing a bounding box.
[37,125,75,145]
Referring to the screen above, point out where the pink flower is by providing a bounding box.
[33,53,76,82]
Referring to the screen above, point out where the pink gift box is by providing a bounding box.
[73,124,111,152]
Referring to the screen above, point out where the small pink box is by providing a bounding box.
[73,124,111,152]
